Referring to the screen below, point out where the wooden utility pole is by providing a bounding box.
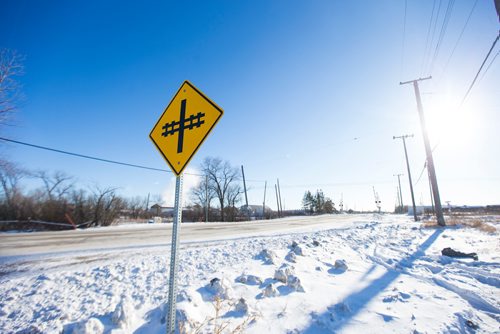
[400,76,445,226]
[277,178,283,217]
[275,184,280,218]
[428,168,435,214]
[393,134,418,221]
[241,165,249,219]
[262,181,267,219]
[394,173,404,213]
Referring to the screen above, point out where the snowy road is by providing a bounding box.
[0,214,369,257]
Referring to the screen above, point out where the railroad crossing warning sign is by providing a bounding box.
[150,81,223,175]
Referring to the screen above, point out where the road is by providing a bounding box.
[0,214,374,257]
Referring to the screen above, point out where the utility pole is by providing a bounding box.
[241,165,250,220]
[275,184,280,218]
[393,134,418,221]
[277,178,283,217]
[428,168,435,214]
[400,76,445,226]
[395,187,401,212]
[372,186,381,213]
[339,193,344,213]
[393,173,404,213]
[262,181,267,219]
[241,166,249,209]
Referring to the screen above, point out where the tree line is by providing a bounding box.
[0,156,252,227]
[0,159,152,227]
[302,189,337,214]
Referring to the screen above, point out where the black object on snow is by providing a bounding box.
[441,247,478,261]
[465,320,479,330]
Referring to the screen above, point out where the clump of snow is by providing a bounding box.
[17,325,43,334]
[177,288,202,305]
[206,277,232,300]
[274,263,295,283]
[328,301,351,323]
[262,283,277,298]
[72,318,104,334]
[285,251,297,263]
[257,249,278,264]
[290,242,305,256]
[112,295,135,329]
[234,298,249,314]
[334,259,348,271]
[236,273,262,285]
[176,308,201,333]
[286,275,305,292]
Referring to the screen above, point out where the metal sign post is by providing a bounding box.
[166,174,183,333]
[149,81,223,333]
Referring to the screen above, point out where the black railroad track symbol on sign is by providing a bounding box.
[161,99,205,153]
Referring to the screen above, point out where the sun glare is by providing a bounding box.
[424,94,478,149]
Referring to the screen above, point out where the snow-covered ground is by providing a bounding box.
[0,214,499,333]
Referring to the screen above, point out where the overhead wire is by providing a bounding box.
[438,0,478,83]
[414,161,427,185]
[1,137,390,189]
[400,0,408,80]
[478,48,500,84]
[429,0,455,74]
[421,0,438,76]
[460,30,500,107]
[0,136,205,177]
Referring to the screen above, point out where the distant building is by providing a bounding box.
[240,204,272,217]
[150,204,174,216]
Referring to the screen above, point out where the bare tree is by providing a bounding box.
[127,196,148,219]
[225,183,243,221]
[199,157,241,222]
[0,49,24,127]
[89,187,125,226]
[190,175,216,221]
[0,159,26,219]
[29,171,74,222]
[36,170,74,201]
[70,189,92,225]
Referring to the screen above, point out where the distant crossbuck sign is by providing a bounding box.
[150,81,224,175]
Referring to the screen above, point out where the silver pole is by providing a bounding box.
[166,174,183,334]
[205,174,208,223]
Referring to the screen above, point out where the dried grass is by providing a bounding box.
[422,216,497,233]
[179,296,258,334]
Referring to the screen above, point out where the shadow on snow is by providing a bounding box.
[302,228,444,333]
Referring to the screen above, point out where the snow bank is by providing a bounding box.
[1,214,499,333]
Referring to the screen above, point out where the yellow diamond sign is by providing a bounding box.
[150,81,223,175]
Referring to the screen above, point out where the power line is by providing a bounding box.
[414,161,427,185]
[429,0,455,74]
[247,180,394,190]
[400,0,408,79]
[421,0,441,75]
[421,0,437,75]
[0,136,205,177]
[460,31,500,107]
[479,48,500,83]
[439,0,478,82]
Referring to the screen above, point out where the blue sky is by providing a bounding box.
[1,1,499,211]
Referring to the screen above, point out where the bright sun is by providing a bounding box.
[424,94,477,149]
